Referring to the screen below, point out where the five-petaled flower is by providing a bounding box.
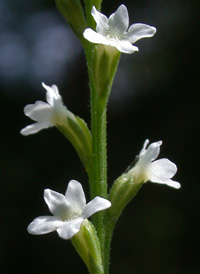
[83,5,156,54]
[20,83,71,136]
[27,180,111,240]
[127,139,181,189]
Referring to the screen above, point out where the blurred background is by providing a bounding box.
[1,0,199,273]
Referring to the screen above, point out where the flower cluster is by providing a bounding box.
[83,5,156,54]
[28,180,111,240]
[22,2,180,273]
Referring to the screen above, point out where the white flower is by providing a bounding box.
[128,139,181,189]
[27,180,111,240]
[20,83,70,136]
[83,5,156,54]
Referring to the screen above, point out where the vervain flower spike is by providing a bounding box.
[20,83,72,136]
[83,4,156,54]
[128,139,181,189]
[27,180,111,240]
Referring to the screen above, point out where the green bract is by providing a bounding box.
[92,45,120,101]
[72,219,104,274]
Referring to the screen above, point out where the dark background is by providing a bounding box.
[1,0,199,273]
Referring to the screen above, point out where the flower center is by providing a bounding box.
[58,205,83,222]
[104,28,123,41]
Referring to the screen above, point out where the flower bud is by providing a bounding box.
[55,0,87,40]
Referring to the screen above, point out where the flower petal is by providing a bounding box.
[139,140,162,164]
[51,84,60,98]
[27,216,63,235]
[44,189,69,217]
[83,28,110,45]
[83,197,111,219]
[140,139,149,154]
[57,218,83,240]
[113,40,138,54]
[42,82,60,106]
[149,158,177,181]
[24,101,52,122]
[20,121,52,136]
[91,6,109,34]
[84,29,138,53]
[108,4,129,34]
[151,179,181,189]
[163,179,181,189]
[126,23,156,43]
[65,180,86,212]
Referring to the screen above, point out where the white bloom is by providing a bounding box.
[129,139,181,189]
[83,5,156,54]
[20,83,70,136]
[27,180,111,240]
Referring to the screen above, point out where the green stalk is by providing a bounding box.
[83,43,120,273]
[90,84,107,199]
[90,82,110,274]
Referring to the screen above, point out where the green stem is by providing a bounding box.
[102,216,116,273]
[83,50,108,273]
[90,79,108,274]
[83,43,120,274]
[90,89,107,199]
